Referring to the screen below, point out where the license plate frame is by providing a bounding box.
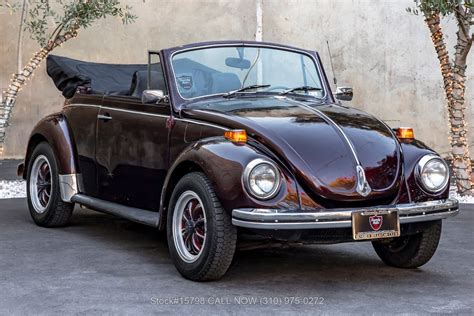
[352,209,400,240]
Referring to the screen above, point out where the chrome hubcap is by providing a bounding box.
[29,155,52,214]
[172,191,207,263]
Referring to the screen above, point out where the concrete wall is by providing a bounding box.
[0,0,472,158]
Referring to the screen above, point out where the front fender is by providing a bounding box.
[159,137,300,229]
[21,112,78,178]
[400,139,450,202]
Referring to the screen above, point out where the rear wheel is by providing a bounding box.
[372,221,442,268]
[167,172,237,281]
[27,142,74,227]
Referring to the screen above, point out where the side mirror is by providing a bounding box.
[334,87,353,101]
[142,89,165,104]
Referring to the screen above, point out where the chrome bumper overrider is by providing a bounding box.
[232,198,459,230]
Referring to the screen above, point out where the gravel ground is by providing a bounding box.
[450,189,474,204]
[2,179,473,205]
[0,180,26,199]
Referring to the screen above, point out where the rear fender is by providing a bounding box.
[20,112,80,202]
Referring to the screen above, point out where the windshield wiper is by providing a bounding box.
[280,86,322,95]
[223,84,271,98]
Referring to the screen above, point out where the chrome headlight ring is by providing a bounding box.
[243,158,282,200]
[415,154,450,194]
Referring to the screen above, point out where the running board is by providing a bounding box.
[71,194,160,227]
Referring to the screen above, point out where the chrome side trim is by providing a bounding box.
[58,174,82,202]
[64,103,101,109]
[232,198,459,230]
[175,118,227,131]
[65,104,170,119]
[65,104,228,130]
[101,106,170,118]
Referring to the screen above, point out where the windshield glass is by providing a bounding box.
[171,46,324,99]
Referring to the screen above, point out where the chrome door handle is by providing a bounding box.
[97,114,112,121]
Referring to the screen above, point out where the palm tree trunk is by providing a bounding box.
[425,12,473,195]
[451,6,473,195]
[0,30,77,156]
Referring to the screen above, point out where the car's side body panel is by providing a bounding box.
[63,95,102,196]
[95,96,171,211]
[20,112,78,179]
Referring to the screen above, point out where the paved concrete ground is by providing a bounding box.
[0,199,472,315]
[0,160,21,180]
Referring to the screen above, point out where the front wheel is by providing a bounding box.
[167,172,237,281]
[372,221,442,268]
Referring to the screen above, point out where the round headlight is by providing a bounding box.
[244,159,281,199]
[416,155,449,193]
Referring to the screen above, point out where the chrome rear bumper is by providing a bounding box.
[232,198,459,230]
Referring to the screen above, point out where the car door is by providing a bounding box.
[95,96,171,211]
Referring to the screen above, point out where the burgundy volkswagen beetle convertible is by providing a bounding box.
[18,41,458,281]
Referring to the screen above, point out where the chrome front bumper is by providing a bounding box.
[232,198,459,230]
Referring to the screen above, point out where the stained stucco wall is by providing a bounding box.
[0,0,472,158]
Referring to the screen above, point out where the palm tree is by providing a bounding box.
[409,0,473,196]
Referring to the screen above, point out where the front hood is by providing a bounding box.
[181,97,402,202]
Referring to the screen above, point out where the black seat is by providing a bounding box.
[128,70,166,98]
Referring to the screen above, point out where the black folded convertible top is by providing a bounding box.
[46,55,159,98]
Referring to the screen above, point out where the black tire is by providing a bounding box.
[167,172,237,281]
[26,142,74,227]
[372,220,442,268]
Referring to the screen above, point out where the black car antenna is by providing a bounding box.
[326,40,337,86]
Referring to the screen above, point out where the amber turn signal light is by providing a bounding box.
[395,127,414,140]
[224,130,247,143]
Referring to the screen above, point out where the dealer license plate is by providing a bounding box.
[352,210,400,240]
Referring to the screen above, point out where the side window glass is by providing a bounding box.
[148,52,167,93]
